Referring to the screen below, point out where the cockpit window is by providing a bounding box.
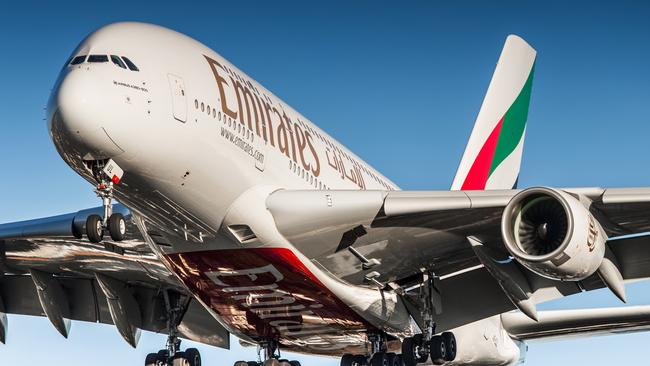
[110,55,127,69]
[70,55,86,65]
[87,55,109,63]
[121,56,139,71]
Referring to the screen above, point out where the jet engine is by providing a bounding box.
[501,187,606,281]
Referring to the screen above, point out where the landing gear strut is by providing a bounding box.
[85,160,126,243]
[145,291,199,366]
[401,272,457,366]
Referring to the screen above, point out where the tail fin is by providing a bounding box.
[451,35,536,190]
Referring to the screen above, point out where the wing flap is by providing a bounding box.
[609,235,650,280]
[0,274,230,348]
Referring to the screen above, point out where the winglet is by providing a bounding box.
[452,35,536,190]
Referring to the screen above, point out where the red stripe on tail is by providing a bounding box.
[460,117,504,190]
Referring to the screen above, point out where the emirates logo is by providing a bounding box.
[587,215,598,252]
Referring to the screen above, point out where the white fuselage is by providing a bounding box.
[46,22,526,365]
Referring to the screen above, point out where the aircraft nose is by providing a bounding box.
[50,68,124,160]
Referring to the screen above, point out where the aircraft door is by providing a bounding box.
[168,74,187,122]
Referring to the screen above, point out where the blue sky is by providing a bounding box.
[1,0,649,365]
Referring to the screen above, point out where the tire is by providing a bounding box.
[385,353,397,366]
[401,337,417,366]
[145,353,158,366]
[441,332,456,361]
[429,336,446,365]
[412,335,428,363]
[234,361,249,366]
[172,351,186,366]
[370,352,387,366]
[86,214,103,243]
[289,361,302,366]
[341,354,354,366]
[108,213,126,241]
[395,354,404,366]
[263,359,280,366]
[185,348,201,366]
[71,222,83,239]
[245,362,259,366]
[353,355,367,366]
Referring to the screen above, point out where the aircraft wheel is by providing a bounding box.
[429,336,446,365]
[171,351,186,366]
[234,361,249,366]
[385,352,398,366]
[108,212,126,241]
[157,349,169,365]
[341,354,354,366]
[370,352,387,366]
[184,348,201,366]
[353,354,367,366]
[264,359,280,366]
[441,332,456,361]
[395,354,404,366]
[246,362,260,366]
[412,335,428,363]
[289,361,302,366]
[145,353,158,366]
[86,214,104,243]
[402,335,427,366]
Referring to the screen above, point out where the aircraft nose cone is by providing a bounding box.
[50,69,124,160]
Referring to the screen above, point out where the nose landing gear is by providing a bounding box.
[84,159,126,243]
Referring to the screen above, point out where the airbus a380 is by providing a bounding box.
[1,22,650,366]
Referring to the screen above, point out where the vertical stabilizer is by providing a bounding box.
[451,35,536,190]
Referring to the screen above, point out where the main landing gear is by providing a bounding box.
[401,332,456,366]
[341,333,404,366]
[84,160,126,243]
[145,291,200,366]
[233,340,302,366]
[400,271,456,366]
[340,353,403,366]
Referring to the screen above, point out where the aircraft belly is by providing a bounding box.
[164,247,373,356]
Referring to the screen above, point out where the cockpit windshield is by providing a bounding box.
[121,56,139,71]
[70,55,86,65]
[87,55,109,63]
[110,55,126,69]
[68,54,139,71]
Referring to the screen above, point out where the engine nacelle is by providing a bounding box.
[446,316,525,366]
[501,187,607,281]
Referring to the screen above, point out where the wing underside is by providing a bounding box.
[266,187,650,332]
[0,206,229,348]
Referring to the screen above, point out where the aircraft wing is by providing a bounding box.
[0,205,229,348]
[266,187,650,332]
[501,305,650,341]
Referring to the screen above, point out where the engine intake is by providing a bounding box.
[501,187,606,281]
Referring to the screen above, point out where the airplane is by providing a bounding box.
[1,21,650,366]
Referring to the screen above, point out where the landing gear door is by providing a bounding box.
[168,74,187,123]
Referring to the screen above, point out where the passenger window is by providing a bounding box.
[121,56,140,71]
[88,55,109,63]
[70,55,86,65]
[110,55,127,69]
